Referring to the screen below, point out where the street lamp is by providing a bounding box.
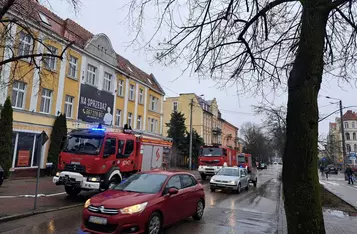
[325,96,347,168]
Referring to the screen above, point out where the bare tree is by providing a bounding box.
[254,105,286,158]
[124,0,357,232]
[0,0,78,89]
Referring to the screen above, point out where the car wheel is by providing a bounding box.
[65,186,81,197]
[146,212,162,234]
[192,199,205,220]
[210,188,215,192]
[245,183,249,191]
[253,178,257,187]
[236,183,241,194]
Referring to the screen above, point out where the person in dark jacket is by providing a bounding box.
[319,164,325,176]
[345,166,354,185]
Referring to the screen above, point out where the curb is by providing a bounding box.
[277,183,287,234]
[320,182,357,210]
[0,203,83,224]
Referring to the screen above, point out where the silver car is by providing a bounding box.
[210,167,249,193]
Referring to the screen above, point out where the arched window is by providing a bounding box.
[346,133,350,140]
[347,144,352,152]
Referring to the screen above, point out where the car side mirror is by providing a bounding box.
[168,188,179,195]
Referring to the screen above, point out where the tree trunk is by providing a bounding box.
[283,3,329,234]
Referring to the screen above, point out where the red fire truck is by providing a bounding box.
[198,145,237,180]
[53,127,172,196]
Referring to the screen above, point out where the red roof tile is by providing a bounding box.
[342,110,357,121]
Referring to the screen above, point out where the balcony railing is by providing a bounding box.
[212,127,222,135]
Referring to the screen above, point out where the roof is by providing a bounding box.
[5,0,164,94]
[343,110,357,121]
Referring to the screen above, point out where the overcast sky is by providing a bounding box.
[48,0,355,137]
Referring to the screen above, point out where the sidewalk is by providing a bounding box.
[279,181,357,234]
[319,173,357,209]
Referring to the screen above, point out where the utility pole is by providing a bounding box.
[339,100,347,168]
[189,98,193,170]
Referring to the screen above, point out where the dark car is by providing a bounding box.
[325,164,338,174]
[82,170,205,234]
[257,162,267,170]
[0,165,4,186]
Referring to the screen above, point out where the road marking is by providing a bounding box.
[0,192,66,199]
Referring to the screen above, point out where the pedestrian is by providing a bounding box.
[325,167,330,179]
[345,165,354,185]
[319,164,324,176]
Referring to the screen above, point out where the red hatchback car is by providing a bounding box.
[81,170,205,234]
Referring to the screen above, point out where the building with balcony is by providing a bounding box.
[0,1,165,176]
[163,93,238,147]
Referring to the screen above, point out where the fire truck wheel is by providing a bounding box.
[65,186,81,197]
[200,174,206,180]
[210,188,215,192]
[245,184,249,191]
[253,178,257,187]
[108,175,121,189]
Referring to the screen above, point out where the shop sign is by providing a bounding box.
[78,84,114,125]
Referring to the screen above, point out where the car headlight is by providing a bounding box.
[120,202,148,214]
[87,176,100,182]
[210,178,216,183]
[84,199,91,208]
[229,181,236,185]
[56,172,60,177]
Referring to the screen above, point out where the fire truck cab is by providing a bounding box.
[53,127,172,196]
[198,145,229,180]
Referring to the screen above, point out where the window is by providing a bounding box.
[103,72,112,92]
[180,174,196,188]
[353,122,356,129]
[18,31,32,59]
[346,133,350,140]
[117,140,125,155]
[166,175,181,190]
[173,101,178,112]
[150,95,158,111]
[118,80,124,96]
[124,140,134,155]
[345,122,349,129]
[43,45,58,70]
[104,138,116,155]
[139,88,144,104]
[353,133,356,141]
[347,144,351,152]
[149,118,158,133]
[64,95,74,118]
[129,84,135,101]
[68,55,78,78]
[38,12,50,25]
[137,115,142,129]
[115,109,121,127]
[86,64,97,86]
[113,173,168,194]
[12,81,26,109]
[354,144,357,153]
[128,112,132,127]
[40,88,52,114]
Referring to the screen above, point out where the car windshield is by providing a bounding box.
[238,156,246,163]
[63,135,103,155]
[201,148,223,156]
[113,173,168,194]
[217,168,239,176]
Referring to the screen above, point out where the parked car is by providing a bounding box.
[82,170,205,234]
[258,162,267,170]
[325,164,338,174]
[0,165,4,186]
[210,167,250,193]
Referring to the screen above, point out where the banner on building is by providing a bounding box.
[17,150,31,167]
[78,84,114,125]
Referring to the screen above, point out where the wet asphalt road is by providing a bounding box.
[0,166,282,234]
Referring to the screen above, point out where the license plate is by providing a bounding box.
[89,216,107,225]
[71,161,80,165]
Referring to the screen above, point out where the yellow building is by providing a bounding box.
[163,93,238,147]
[0,2,165,176]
